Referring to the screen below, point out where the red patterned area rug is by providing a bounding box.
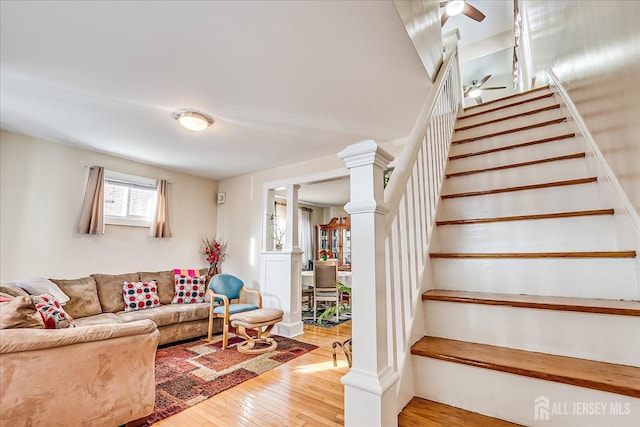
[146,333,318,425]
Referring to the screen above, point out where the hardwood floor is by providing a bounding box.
[155,322,352,426]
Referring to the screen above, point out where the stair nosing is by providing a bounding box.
[429,251,637,259]
[422,290,640,317]
[411,336,640,398]
[455,104,561,131]
[463,85,551,112]
[435,209,615,226]
[458,92,555,120]
[446,153,585,178]
[449,133,576,160]
[441,177,597,199]
[452,118,567,145]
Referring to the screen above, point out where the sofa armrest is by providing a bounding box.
[0,320,159,426]
[0,319,158,354]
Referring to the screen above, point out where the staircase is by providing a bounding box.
[406,87,640,426]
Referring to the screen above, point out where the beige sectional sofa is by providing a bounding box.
[0,269,223,426]
[47,269,222,345]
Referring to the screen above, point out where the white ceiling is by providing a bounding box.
[442,0,517,107]
[1,0,518,208]
[0,1,430,181]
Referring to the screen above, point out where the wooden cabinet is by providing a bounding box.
[317,217,351,271]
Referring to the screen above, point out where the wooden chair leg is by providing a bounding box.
[222,322,229,349]
[207,314,214,341]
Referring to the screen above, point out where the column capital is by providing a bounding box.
[338,140,393,170]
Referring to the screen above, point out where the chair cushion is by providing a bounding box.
[229,308,284,325]
[212,303,258,315]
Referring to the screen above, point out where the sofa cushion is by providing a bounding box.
[50,276,102,319]
[138,270,174,305]
[92,273,140,313]
[122,281,160,312]
[171,275,206,304]
[32,294,75,329]
[0,296,45,329]
[0,284,31,298]
[116,303,210,327]
[73,313,123,327]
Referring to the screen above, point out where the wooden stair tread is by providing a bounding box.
[455,104,561,131]
[399,397,522,427]
[411,336,640,398]
[422,290,640,316]
[449,133,575,160]
[446,153,585,178]
[463,85,551,112]
[430,251,637,259]
[441,177,597,199]
[452,118,567,145]
[458,92,554,120]
[436,209,615,226]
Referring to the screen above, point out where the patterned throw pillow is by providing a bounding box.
[171,275,206,304]
[122,281,161,312]
[31,294,76,329]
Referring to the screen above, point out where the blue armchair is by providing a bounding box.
[207,274,262,349]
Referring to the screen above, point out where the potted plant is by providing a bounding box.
[267,214,285,250]
[317,280,351,324]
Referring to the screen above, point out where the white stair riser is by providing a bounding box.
[453,109,566,141]
[442,158,588,194]
[431,258,638,300]
[437,183,603,220]
[423,301,640,366]
[461,89,554,116]
[448,137,582,174]
[456,97,559,128]
[413,357,640,426]
[432,215,618,252]
[449,122,573,157]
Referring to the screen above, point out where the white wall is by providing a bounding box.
[524,0,640,212]
[0,130,218,281]
[216,153,347,290]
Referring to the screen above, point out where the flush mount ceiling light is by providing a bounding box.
[445,0,466,17]
[173,110,213,132]
[468,87,482,98]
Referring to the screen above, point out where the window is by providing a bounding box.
[104,171,157,227]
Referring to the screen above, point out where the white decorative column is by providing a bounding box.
[338,140,399,427]
[260,184,304,338]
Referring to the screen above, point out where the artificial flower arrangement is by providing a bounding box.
[318,249,334,261]
[202,236,227,275]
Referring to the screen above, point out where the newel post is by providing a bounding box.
[338,140,398,427]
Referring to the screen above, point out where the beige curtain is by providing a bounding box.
[150,179,172,238]
[77,166,105,235]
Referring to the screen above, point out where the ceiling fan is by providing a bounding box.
[440,0,486,26]
[464,75,507,104]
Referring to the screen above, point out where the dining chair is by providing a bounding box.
[207,273,261,349]
[313,259,339,322]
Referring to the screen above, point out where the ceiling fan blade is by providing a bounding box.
[463,2,486,22]
[483,86,508,90]
[441,11,449,26]
[477,75,492,88]
[464,92,469,98]
[440,1,448,7]
[477,96,484,104]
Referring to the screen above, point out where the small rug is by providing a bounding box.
[146,333,317,424]
[302,310,351,328]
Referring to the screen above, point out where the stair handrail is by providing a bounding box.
[338,47,461,426]
[384,47,461,211]
[383,47,461,412]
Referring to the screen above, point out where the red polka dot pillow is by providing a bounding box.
[172,275,206,304]
[122,280,160,312]
[31,294,76,329]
